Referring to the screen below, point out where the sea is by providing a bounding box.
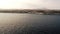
[0,13,60,34]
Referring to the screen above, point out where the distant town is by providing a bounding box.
[0,9,60,15]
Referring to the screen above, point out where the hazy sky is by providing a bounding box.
[0,0,60,9]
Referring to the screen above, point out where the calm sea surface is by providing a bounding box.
[0,13,60,34]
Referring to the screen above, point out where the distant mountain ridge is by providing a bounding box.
[0,9,60,15]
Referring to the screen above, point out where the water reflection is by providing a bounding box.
[0,13,60,34]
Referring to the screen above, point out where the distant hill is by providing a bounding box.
[0,9,60,15]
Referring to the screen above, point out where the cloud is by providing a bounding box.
[0,0,60,9]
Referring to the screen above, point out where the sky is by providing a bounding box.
[0,0,60,10]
